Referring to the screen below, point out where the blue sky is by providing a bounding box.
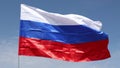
[0,0,120,68]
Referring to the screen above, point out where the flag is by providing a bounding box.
[19,4,110,62]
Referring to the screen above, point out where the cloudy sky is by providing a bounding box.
[0,0,120,68]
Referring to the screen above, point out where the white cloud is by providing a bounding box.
[0,37,18,68]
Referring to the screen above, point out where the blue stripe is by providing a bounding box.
[20,20,108,44]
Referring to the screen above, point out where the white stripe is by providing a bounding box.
[21,4,102,31]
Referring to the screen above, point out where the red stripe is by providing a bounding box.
[19,37,110,62]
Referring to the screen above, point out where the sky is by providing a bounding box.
[0,0,120,68]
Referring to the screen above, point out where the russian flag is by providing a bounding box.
[19,4,110,62]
